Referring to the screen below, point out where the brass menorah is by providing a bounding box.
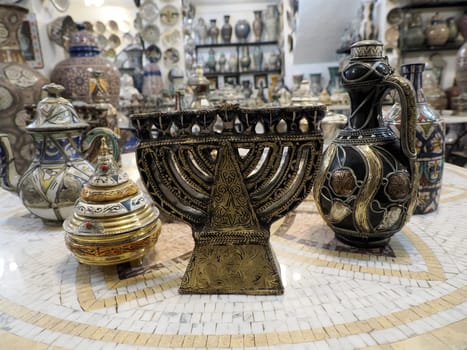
[131,104,325,295]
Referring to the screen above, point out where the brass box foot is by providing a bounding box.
[179,242,284,295]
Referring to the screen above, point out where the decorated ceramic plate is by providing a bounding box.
[163,47,180,64]
[145,44,162,63]
[386,8,403,25]
[161,28,181,46]
[95,21,106,34]
[140,0,160,22]
[108,20,119,33]
[142,24,160,44]
[108,34,121,49]
[160,5,179,26]
[97,34,108,50]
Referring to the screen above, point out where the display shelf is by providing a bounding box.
[400,42,462,53]
[204,69,281,77]
[195,40,278,49]
[398,0,467,10]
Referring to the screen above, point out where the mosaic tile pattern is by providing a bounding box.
[0,155,466,349]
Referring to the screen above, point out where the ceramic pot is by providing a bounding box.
[456,41,467,94]
[313,40,418,248]
[235,19,250,43]
[0,83,119,223]
[0,4,49,174]
[51,25,121,107]
[221,15,232,43]
[252,10,263,42]
[385,63,445,215]
[425,13,449,47]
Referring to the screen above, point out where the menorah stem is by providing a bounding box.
[179,142,284,295]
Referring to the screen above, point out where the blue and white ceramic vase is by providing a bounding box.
[386,63,445,214]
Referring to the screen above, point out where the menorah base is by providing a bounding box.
[179,240,284,295]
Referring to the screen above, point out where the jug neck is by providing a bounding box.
[346,86,385,130]
[400,63,426,104]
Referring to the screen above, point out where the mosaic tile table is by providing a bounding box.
[0,155,466,350]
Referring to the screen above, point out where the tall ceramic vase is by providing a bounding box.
[385,63,445,214]
[313,40,418,248]
[264,5,278,41]
[221,15,232,43]
[0,4,49,174]
[252,10,263,42]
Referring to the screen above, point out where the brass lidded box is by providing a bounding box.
[63,138,161,265]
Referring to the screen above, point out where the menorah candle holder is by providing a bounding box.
[131,104,325,295]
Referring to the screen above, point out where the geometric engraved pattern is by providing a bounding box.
[0,161,466,349]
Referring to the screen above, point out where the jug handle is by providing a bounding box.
[82,127,120,162]
[383,75,417,164]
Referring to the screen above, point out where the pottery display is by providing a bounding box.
[425,12,449,47]
[235,19,251,43]
[0,84,119,224]
[385,63,445,215]
[252,10,263,41]
[313,40,418,248]
[0,4,49,174]
[131,104,325,294]
[50,24,121,107]
[64,138,162,266]
[221,15,232,43]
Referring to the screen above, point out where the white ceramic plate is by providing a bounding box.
[140,0,160,22]
[142,24,160,44]
[160,5,179,26]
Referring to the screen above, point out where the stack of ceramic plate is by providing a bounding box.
[63,138,161,265]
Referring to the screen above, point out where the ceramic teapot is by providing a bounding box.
[0,83,119,224]
[313,40,418,248]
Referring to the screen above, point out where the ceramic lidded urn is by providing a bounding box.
[0,4,49,174]
[385,63,445,214]
[313,40,418,248]
[187,65,212,109]
[0,84,118,223]
[50,24,121,107]
[64,138,162,265]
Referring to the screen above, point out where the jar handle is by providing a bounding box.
[383,75,417,164]
[82,127,120,163]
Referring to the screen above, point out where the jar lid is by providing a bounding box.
[26,83,89,131]
[350,40,384,59]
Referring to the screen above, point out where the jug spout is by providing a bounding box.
[0,134,20,192]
